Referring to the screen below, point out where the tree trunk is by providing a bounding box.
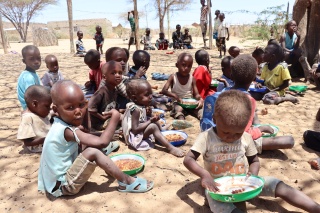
[293,0,309,53]
[66,0,75,53]
[133,0,140,50]
[0,15,8,53]
[160,16,164,33]
[208,0,212,49]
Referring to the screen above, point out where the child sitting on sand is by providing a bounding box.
[141,28,155,50]
[192,50,215,99]
[128,50,149,80]
[181,28,193,49]
[122,79,184,157]
[17,85,51,153]
[228,46,240,58]
[161,53,203,120]
[155,32,169,50]
[88,61,122,131]
[258,44,298,105]
[41,55,64,88]
[38,80,153,197]
[75,31,86,57]
[216,56,234,92]
[84,49,105,92]
[17,45,42,110]
[184,90,320,213]
[252,47,265,75]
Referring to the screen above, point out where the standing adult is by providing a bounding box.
[200,0,209,47]
[128,10,136,50]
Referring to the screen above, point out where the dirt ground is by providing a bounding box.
[0,37,320,213]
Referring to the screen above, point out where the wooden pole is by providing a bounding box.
[286,1,289,21]
[167,0,170,42]
[133,0,140,50]
[67,0,75,53]
[208,0,212,49]
[0,15,8,54]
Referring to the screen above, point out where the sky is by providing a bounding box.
[13,0,295,29]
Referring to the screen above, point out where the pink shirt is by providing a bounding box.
[89,61,105,91]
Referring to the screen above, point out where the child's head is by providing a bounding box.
[267,39,279,46]
[200,0,205,6]
[145,28,151,35]
[215,10,220,16]
[221,56,233,79]
[176,52,193,76]
[95,25,102,33]
[285,20,297,33]
[84,49,101,70]
[228,46,240,58]
[264,44,284,63]
[159,32,165,39]
[252,48,265,65]
[176,24,181,31]
[213,90,252,143]
[25,85,51,118]
[45,54,59,73]
[184,28,189,34]
[126,79,152,106]
[132,50,150,69]
[21,45,41,71]
[219,13,225,21]
[77,31,83,39]
[105,47,128,72]
[101,61,123,87]
[51,80,87,127]
[231,54,257,87]
[195,50,209,67]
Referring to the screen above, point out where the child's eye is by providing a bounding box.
[79,103,86,108]
[68,106,74,110]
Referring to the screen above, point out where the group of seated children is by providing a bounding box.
[172,24,194,49]
[14,39,320,212]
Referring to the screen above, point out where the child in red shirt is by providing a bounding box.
[84,50,105,92]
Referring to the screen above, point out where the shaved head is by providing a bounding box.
[51,80,83,105]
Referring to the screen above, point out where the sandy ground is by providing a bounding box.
[0,37,320,213]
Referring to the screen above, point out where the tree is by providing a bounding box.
[153,0,192,33]
[0,0,58,42]
[293,0,320,65]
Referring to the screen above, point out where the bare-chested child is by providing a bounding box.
[161,53,203,120]
[122,79,185,157]
[38,80,153,197]
[17,85,51,153]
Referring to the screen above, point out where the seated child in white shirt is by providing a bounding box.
[17,85,52,153]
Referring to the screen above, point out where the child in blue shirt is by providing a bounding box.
[38,80,153,197]
[17,45,42,110]
[216,56,234,92]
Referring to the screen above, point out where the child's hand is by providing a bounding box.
[217,78,228,87]
[102,111,112,121]
[85,81,92,88]
[196,99,203,109]
[150,115,159,123]
[255,83,263,89]
[136,66,147,78]
[201,175,220,192]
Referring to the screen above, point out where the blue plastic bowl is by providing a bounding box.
[161,130,188,146]
[152,109,165,118]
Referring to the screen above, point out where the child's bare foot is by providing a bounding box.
[168,146,185,157]
[308,158,320,170]
[283,94,299,104]
[260,108,268,115]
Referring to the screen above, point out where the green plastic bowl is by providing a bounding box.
[211,79,219,87]
[179,98,198,109]
[289,85,307,92]
[254,124,279,138]
[209,175,265,203]
[110,154,145,175]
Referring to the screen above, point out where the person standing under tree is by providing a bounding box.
[128,11,136,51]
[200,0,209,48]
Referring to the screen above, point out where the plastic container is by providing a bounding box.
[254,124,279,138]
[179,98,198,109]
[289,85,307,92]
[208,175,265,203]
[110,154,145,175]
[161,130,188,146]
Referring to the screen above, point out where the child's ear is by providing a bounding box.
[22,59,26,64]
[131,94,137,101]
[175,63,178,68]
[52,104,59,115]
[32,100,38,108]
[212,115,216,124]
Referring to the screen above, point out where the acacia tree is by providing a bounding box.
[0,0,58,42]
[153,0,192,33]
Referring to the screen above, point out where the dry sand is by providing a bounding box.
[0,37,319,213]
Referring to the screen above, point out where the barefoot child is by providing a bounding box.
[192,50,215,99]
[162,53,203,120]
[122,79,184,157]
[184,90,320,213]
[17,85,51,153]
[155,32,169,50]
[41,55,64,88]
[38,80,153,197]
[88,61,122,131]
[75,31,86,57]
[84,49,105,93]
[93,25,104,55]
[259,44,298,105]
[216,13,229,58]
[17,45,42,110]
